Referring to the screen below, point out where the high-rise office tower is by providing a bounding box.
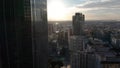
[0,0,48,68]
[72,13,85,35]
[69,13,85,68]
[69,36,86,68]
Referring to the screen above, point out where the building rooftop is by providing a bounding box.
[87,39,120,62]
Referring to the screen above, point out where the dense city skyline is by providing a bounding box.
[48,0,120,21]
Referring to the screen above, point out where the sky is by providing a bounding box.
[47,0,120,21]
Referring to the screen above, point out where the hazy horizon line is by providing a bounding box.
[48,20,120,22]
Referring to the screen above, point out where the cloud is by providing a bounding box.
[69,0,120,20]
[67,0,120,13]
[47,0,120,20]
[77,0,120,9]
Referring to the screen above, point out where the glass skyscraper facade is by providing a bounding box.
[0,0,48,68]
[72,13,85,35]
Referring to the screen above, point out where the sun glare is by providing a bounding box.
[48,0,67,21]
